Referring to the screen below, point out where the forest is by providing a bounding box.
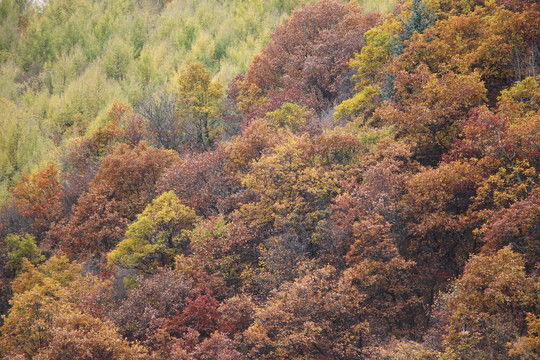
[0,0,538,359]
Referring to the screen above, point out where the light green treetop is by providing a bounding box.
[107,191,200,272]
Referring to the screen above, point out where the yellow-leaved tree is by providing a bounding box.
[107,191,200,272]
[175,62,223,151]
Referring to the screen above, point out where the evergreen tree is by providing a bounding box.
[392,0,435,57]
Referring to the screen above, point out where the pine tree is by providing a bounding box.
[392,0,435,57]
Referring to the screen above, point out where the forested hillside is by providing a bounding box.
[0,0,395,204]
[0,0,322,203]
[0,0,539,359]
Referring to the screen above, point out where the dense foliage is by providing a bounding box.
[1,0,539,359]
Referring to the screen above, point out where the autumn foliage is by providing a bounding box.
[1,0,539,359]
[9,163,64,236]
